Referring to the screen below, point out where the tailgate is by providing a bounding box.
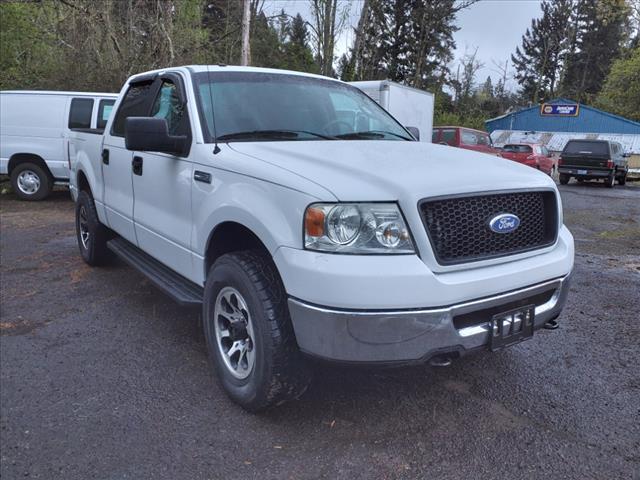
[560,154,609,168]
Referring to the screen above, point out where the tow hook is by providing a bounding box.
[544,319,559,330]
[429,355,453,367]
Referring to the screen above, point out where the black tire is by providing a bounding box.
[618,171,627,186]
[10,162,52,201]
[203,250,310,412]
[605,172,615,188]
[559,173,570,185]
[75,190,112,266]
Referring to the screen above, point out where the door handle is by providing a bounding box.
[102,149,110,165]
[132,156,143,176]
[194,170,212,184]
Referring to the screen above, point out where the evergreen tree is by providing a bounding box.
[595,46,640,121]
[560,0,630,102]
[353,0,461,90]
[511,0,573,104]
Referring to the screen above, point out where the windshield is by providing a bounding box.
[192,71,412,142]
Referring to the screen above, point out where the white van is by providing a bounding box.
[0,91,117,200]
[349,80,434,142]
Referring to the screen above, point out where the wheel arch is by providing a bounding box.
[204,221,272,279]
[8,153,53,178]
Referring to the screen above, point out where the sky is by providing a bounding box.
[264,0,543,91]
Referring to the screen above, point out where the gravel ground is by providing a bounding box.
[1,182,639,480]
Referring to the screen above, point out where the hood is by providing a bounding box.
[229,141,557,203]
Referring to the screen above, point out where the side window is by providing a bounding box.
[111,81,155,136]
[68,98,94,129]
[150,80,190,136]
[432,130,440,142]
[477,134,490,146]
[97,99,115,130]
[461,130,478,145]
[441,129,456,145]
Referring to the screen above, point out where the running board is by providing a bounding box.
[107,237,203,306]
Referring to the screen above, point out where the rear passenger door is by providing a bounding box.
[102,78,157,244]
[131,74,194,278]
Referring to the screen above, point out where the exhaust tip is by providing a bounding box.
[429,355,453,367]
[544,319,560,330]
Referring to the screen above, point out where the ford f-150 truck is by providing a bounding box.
[70,66,574,411]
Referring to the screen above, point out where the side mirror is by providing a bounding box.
[405,126,420,141]
[622,152,630,158]
[124,117,188,156]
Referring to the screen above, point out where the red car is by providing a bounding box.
[432,126,502,156]
[500,143,557,176]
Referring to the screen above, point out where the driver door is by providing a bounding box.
[131,74,194,279]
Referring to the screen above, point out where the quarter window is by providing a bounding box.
[68,98,94,129]
[97,99,115,130]
[441,129,456,145]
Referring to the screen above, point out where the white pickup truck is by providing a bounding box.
[70,66,574,411]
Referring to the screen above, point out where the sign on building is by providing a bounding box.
[540,103,579,116]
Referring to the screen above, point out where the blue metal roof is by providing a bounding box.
[485,98,640,134]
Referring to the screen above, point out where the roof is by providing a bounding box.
[434,126,490,134]
[486,98,640,135]
[0,90,117,97]
[128,65,344,85]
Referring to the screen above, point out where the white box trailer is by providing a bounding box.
[349,80,434,142]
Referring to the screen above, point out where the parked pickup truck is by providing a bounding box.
[70,66,574,411]
[431,126,502,156]
[558,139,629,187]
[500,143,557,176]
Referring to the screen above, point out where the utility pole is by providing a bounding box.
[241,0,251,66]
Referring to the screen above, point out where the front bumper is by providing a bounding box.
[288,272,572,364]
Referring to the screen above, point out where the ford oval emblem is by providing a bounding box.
[489,213,520,234]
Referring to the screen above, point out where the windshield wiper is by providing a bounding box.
[334,130,413,141]
[217,129,336,141]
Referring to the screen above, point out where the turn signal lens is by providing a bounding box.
[304,207,325,237]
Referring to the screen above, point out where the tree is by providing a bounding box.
[560,0,630,102]
[595,46,640,121]
[352,0,474,90]
[282,14,319,73]
[308,0,349,76]
[511,0,573,104]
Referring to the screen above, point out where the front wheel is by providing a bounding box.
[10,163,52,201]
[76,191,112,266]
[203,251,310,412]
[559,173,570,185]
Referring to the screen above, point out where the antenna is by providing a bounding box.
[206,64,221,154]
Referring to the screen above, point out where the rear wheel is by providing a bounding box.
[559,173,570,185]
[605,172,615,188]
[203,250,310,412]
[10,163,52,201]
[618,171,627,186]
[76,190,112,266]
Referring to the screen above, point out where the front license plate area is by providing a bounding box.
[489,305,535,351]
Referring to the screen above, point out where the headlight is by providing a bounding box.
[304,203,415,254]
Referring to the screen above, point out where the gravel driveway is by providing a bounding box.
[1,182,639,479]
